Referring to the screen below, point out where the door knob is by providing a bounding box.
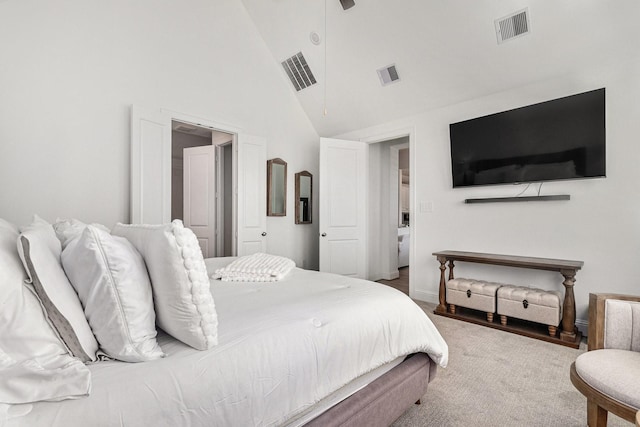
[261,232,267,236]
[321,233,327,237]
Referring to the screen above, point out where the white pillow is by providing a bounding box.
[0,346,90,404]
[0,218,90,403]
[53,218,110,249]
[112,220,218,350]
[62,226,164,362]
[17,216,99,363]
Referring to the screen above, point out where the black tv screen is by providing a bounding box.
[449,88,606,188]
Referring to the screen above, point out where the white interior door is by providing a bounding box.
[130,105,171,224]
[237,134,267,256]
[183,145,216,258]
[319,137,368,278]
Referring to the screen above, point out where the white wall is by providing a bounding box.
[337,57,640,330]
[0,0,320,268]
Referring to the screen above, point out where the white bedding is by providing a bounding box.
[6,261,447,427]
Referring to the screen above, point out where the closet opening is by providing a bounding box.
[171,120,234,258]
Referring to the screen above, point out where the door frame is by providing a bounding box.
[359,127,416,297]
[390,142,409,277]
[131,106,241,255]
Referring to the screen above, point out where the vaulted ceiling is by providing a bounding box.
[240,0,640,137]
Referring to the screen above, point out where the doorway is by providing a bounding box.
[318,129,415,293]
[371,139,410,294]
[170,120,234,258]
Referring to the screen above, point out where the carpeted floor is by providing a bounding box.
[392,300,630,427]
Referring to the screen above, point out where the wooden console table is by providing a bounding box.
[433,250,584,348]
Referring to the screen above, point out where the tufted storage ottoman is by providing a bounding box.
[446,278,501,322]
[497,285,562,336]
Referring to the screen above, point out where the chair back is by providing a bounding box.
[602,299,640,351]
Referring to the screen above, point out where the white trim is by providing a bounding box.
[131,105,242,254]
[162,109,241,136]
[386,270,400,280]
[412,289,439,305]
[390,143,410,277]
[357,127,417,296]
[576,318,588,336]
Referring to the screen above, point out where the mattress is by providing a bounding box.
[5,259,447,427]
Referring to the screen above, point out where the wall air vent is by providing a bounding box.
[377,64,400,86]
[281,52,317,92]
[495,8,530,44]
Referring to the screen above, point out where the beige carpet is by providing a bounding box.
[393,301,630,427]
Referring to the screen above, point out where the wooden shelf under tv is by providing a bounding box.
[432,250,583,349]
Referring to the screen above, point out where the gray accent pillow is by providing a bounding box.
[17,218,98,363]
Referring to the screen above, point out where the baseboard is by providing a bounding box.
[387,270,400,280]
[410,289,439,305]
[373,270,399,281]
[576,318,588,337]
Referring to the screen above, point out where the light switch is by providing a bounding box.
[420,201,434,213]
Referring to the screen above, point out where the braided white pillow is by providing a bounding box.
[112,220,217,350]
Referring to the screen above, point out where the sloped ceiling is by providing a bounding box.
[240,0,640,137]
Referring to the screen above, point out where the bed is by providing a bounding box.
[1,220,448,427]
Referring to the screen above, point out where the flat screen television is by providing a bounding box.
[449,88,606,188]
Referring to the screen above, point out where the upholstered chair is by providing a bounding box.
[570,293,640,426]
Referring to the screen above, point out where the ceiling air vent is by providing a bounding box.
[495,8,530,44]
[377,64,400,86]
[281,52,317,92]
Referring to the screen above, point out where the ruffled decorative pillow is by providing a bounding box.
[111,220,218,350]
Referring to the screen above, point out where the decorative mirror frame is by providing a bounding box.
[267,158,287,216]
[294,171,313,224]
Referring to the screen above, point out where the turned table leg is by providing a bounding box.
[559,269,577,343]
[436,256,447,312]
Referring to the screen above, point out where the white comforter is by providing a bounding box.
[5,262,447,427]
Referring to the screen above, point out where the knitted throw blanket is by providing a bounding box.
[212,253,295,282]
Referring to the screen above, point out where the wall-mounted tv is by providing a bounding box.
[449,88,606,188]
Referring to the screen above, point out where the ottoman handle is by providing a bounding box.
[523,299,529,309]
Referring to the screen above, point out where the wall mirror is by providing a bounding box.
[295,171,312,224]
[267,158,287,216]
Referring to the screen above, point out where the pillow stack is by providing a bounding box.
[0,218,90,404]
[0,215,220,406]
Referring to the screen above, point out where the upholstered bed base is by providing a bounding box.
[305,353,436,426]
